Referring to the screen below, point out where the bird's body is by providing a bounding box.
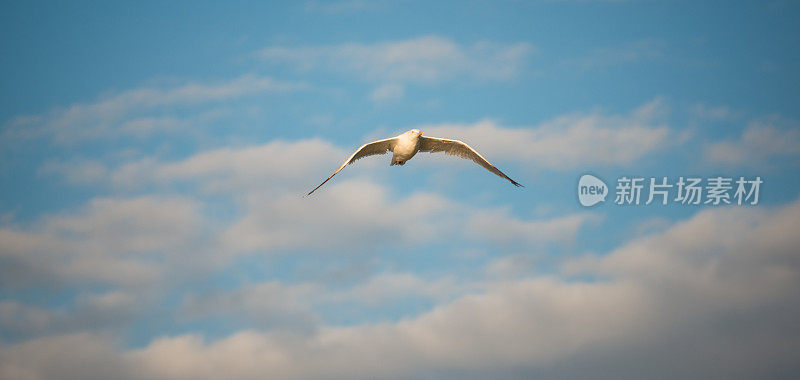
[306,129,521,196]
[390,130,421,165]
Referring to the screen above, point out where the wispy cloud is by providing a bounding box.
[259,35,534,84]
[705,119,800,166]
[108,138,345,192]
[420,98,672,169]
[4,75,296,143]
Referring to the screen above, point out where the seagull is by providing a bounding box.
[306,129,522,196]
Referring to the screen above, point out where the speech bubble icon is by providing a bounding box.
[578,174,608,207]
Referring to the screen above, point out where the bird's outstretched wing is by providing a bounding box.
[305,137,397,196]
[418,136,522,187]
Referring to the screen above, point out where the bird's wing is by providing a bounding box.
[418,136,522,187]
[305,137,397,196]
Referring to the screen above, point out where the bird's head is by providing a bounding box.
[408,129,423,137]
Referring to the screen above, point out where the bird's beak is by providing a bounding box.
[418,130,423,136]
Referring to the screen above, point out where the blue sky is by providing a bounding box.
[2,1,800,379]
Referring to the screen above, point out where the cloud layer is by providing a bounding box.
[3,199,799,379]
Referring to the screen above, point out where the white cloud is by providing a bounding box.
[178,272,472,331]
[330,272,468,306]
[0,196,209,288]
[0,291,145,340]
[259,35,534,84]
[209,169,591,254]
[566,201,800,300]
[419,98,672,169]
[4,74,293,143]
[222,181,456,253]
[39,159,109,185]
[468,209,599,247]
[0,196,219,341]
[705,121,800,165]
[109,138,345,193]
[484,254,540,278]
[181,281,320,331]
[5,198,798,379]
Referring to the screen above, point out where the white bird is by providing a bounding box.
[306,129,522,196]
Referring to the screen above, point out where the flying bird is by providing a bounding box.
[306,129,522,196]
